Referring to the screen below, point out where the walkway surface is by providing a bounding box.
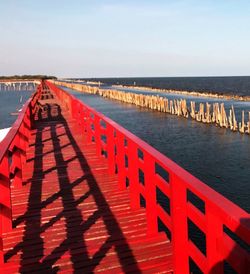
[2,88,173,273]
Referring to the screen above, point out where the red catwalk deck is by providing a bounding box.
[2,91,173,273]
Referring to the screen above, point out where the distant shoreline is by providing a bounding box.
[0,75,57,81]
[111,84,250,102]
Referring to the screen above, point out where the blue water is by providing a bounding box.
[0,89,33,129]
[78,76,250,97]
[62,86,250,213]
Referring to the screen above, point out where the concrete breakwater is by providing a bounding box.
[52,80,250,135]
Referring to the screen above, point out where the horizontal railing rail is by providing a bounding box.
[47,80,250,273]
[0,83,41,264]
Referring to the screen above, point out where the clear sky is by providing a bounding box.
[0,0,250,78]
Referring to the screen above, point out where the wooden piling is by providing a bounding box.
[52,80,250,136]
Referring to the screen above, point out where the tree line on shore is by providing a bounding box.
[0,75,57,80]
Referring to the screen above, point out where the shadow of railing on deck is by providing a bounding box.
[5,99,141,273]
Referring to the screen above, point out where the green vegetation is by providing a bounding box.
[0,75,57,80]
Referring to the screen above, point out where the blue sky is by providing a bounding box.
[0,0,250,77]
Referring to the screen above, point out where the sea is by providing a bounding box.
[0,89,32,129]
[80,76,250,97]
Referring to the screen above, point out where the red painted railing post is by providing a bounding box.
[25,104,32,131]
[82,107,88,135]
[86,111,93,143]
[0,153,12,265]
[106,124,115,174]
[128,141,140,210]
[12,139,23,189]
[69,98,75,118]
[94,116,102,157]
[82,108,92,143]
[29,104,34,130]
[171,173,189,274]
[77,105,84,134]
[206,204,224,273]
[116,131,126,190]
[0,154,12,233]
[72,100,83,134]
[144,154,158,236]
[0,234,3,264]
[19,125,27,171]
[12,155,22,188]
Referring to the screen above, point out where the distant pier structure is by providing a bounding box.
[0,80,39,91]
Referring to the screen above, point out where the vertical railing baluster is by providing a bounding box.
[19,124,27,171]
[0,230,3,264]
[116,131,126,190]
[144,153,158,236]
[78,105,84,133]
[0,154,12,232]
[71,98,77,119]
[94,116,102,157]
[106,124,115,174]
[206,204,224,273]
[86,110,93,143]
[171,173,189,274]
[128,141,140,210]
[82,108,91,143]
[12,135,23,188]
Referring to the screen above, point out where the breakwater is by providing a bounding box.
[52,80,250,135]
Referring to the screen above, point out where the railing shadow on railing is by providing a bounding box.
[47,80,250,274]
[0,84,42,263]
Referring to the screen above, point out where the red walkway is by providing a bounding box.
[2,89,173,273]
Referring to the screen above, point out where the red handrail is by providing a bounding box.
[47,81,250,273]
[0,83,41,264]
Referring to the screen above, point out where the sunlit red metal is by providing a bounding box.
[0,81,249,273]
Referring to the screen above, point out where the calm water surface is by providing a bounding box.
[63,87,250,212]
[80,76,250,97]
[0,89,32,128]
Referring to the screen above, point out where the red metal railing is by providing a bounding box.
[0,85,41,264]
[47,81,250,273]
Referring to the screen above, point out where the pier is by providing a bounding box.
[0,81,249,273]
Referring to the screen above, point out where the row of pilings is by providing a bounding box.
[53,81,250,135]
[0,82,37,91]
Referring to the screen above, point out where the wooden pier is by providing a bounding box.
[0,81,249,273]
